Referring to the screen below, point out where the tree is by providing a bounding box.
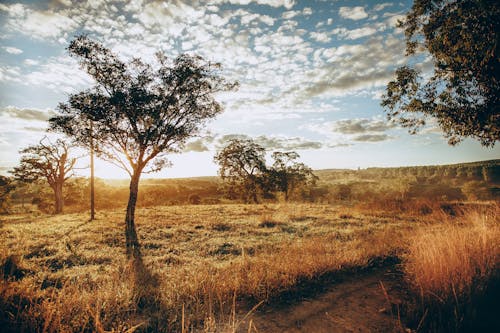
[12,138,76,214]
[0,176,15,214]
[50,35,236,257]
[382,0,499,146]
[269,151,317,201]
[214,138,267,203]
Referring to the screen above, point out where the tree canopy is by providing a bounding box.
[214,139,317,202]
[269,151,317,201]
[11,138,76,214]
[214,138,267,203]
[381,0,499,146]
[51,35,237,176]
[50,35,236,255]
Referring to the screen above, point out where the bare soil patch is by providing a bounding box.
[240,265,408,333]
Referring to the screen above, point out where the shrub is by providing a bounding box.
[188,194,201,205]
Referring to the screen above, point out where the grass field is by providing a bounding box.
[1,202,499,332]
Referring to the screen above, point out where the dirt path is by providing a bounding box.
[239,267,408,333]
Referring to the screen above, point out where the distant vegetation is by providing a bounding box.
[2,159,498,215]
[214,138,317,203]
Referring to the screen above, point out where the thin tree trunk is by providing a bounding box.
[90,128,95,220]
[54,183,64,214]
[251,179,258,203]
[125,170,141,257]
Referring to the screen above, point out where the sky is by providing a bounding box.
[0,0,498,179]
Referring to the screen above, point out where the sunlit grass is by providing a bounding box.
[0,203,418,332]
[403,207,500,331]
[1,203,498,332]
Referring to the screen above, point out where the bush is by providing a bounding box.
[188,194,201,205]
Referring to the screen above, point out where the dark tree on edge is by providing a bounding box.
[12,138,76,214]
[382,0,499,146]
[50,36,236,257]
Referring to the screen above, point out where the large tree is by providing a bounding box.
[12,138,76,214]
[50,36,236,256]
[381,0,499,146]
[214,138,267,203]
[269,151,317,201]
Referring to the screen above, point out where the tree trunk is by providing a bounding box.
[90,136,95,221]
[251,181,259,204]
[125,170,141,257]
[54,183,64,214]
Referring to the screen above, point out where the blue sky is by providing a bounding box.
[0,0,498,178]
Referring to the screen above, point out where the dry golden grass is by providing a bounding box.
[0,203,420,332]
[403,206,500,331]
[1,202,498,332]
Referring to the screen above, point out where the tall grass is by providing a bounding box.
[403,208,500,331]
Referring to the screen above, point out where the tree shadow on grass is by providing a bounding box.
[130,251,175,332]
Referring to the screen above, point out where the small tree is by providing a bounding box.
[12,138,76,214]
[214,138,267,203]
[0,176,15,214]
[269,151,317,201]
[382,0,499,146]
[50,36,236,256]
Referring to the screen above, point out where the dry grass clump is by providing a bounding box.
[403,208,500,331]
[0,263,138,332]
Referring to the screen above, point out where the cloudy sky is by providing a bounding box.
[0,0,498,178]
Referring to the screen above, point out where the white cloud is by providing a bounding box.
[10,56,94,93]
[344,27,377,39]
[310,32,330,43]
[216,133,323,150]
[374,3,392,12]
[0,106,54,121]
[222,0,296,9]
[305,117,396,143]
[339,6,368,20]
[3,46,23,54]
[1,4,77,39]
[23,59,39,66]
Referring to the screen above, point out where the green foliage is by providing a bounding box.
[382,0,500,146]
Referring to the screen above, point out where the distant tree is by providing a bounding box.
[214,139,267,203]
[444,167,457,179]
[269,151,317,201]
[335,184,352,201]
[50,36,236,256]
[382,0,499,146]
[456,167,467,179]
[482,165,500,183]
[0,176,15,214]
[12,138,76,214]
[466,167,483,181]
